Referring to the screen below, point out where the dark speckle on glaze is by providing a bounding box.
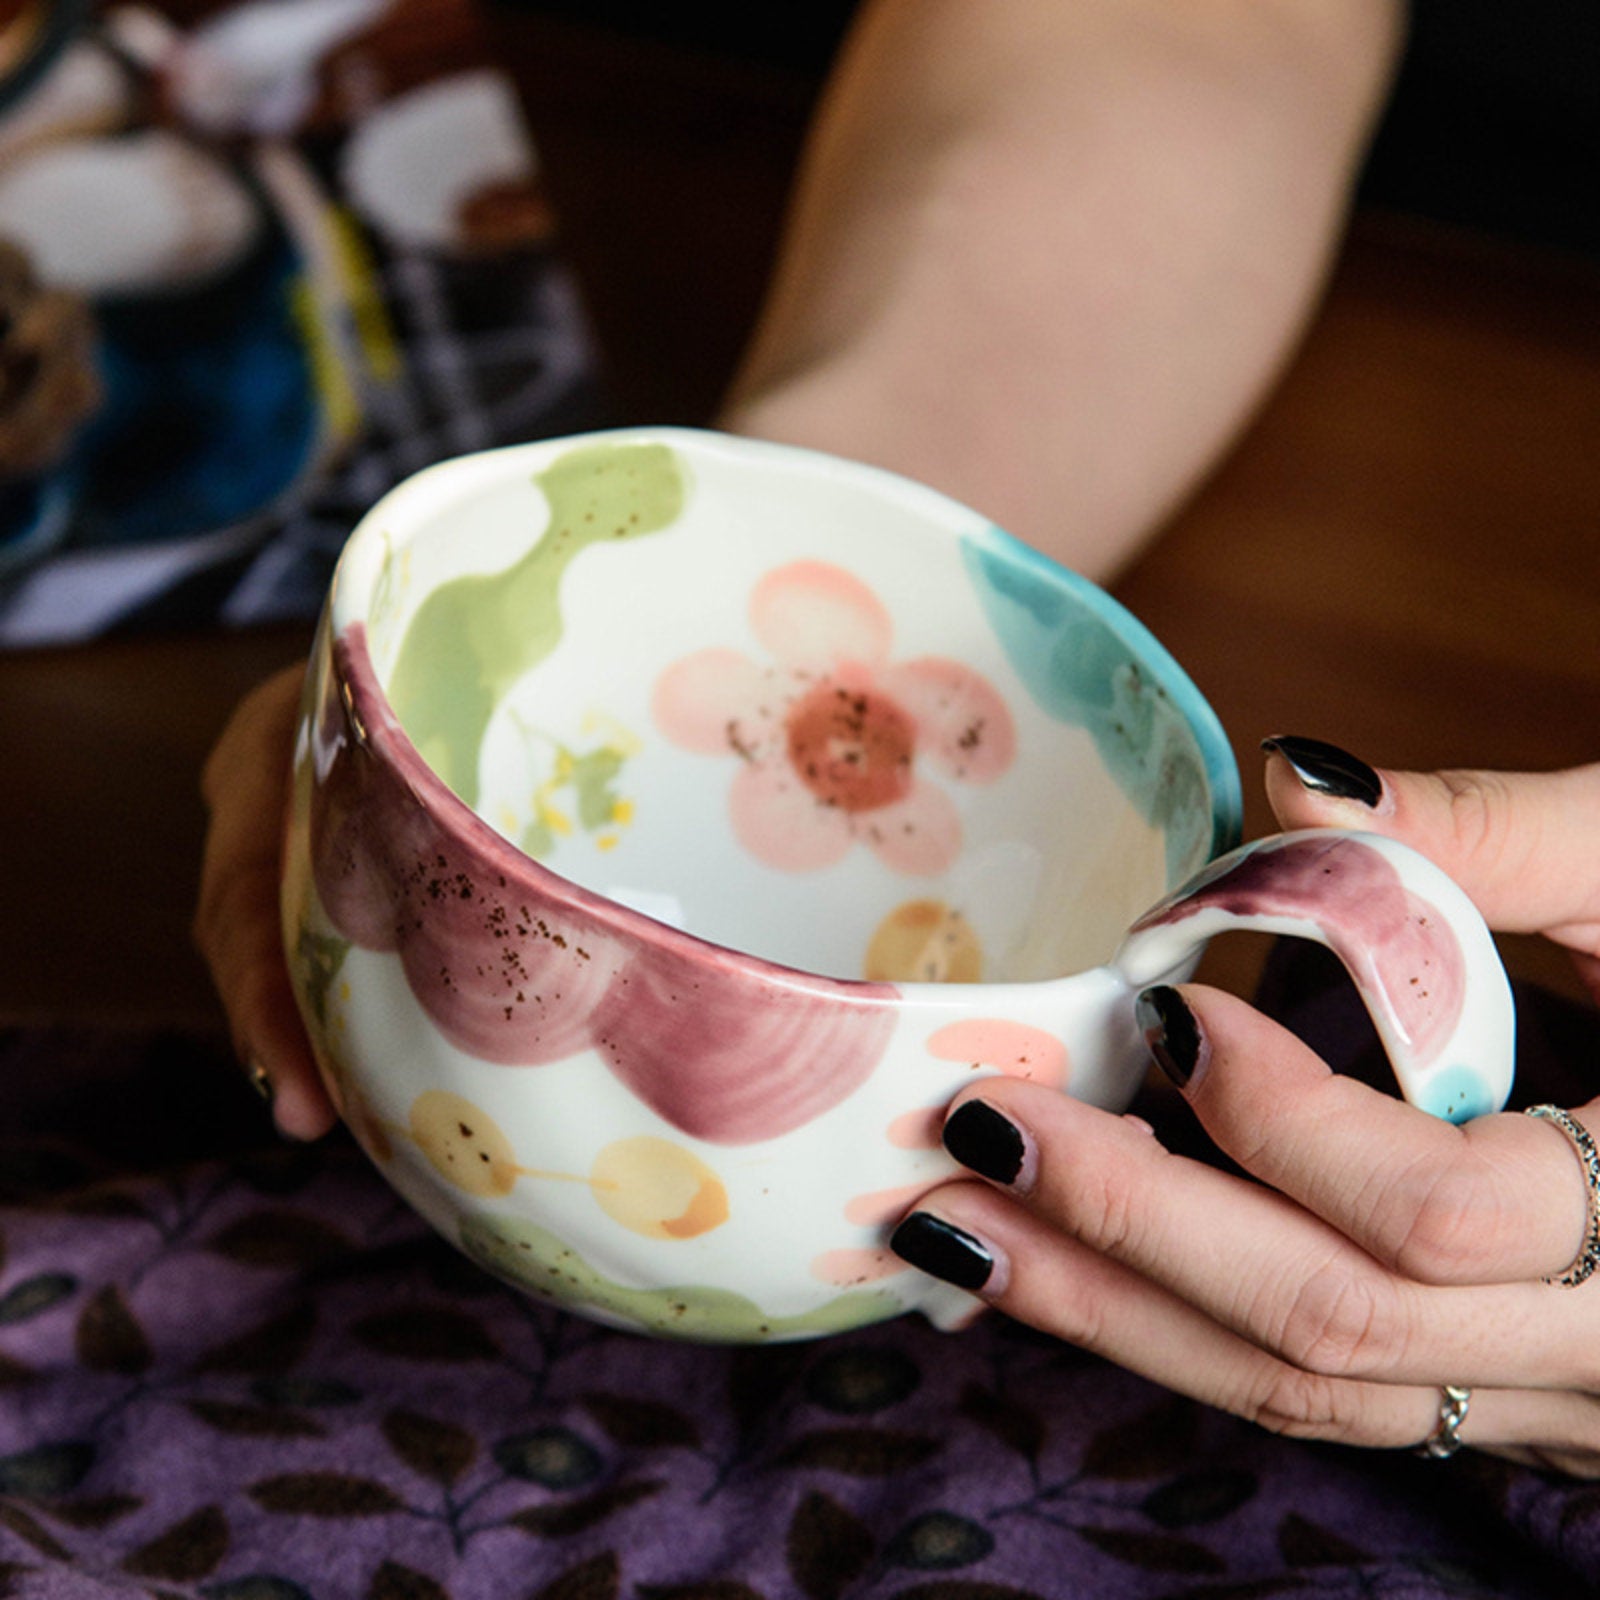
[1130,835,1465,1066]
[309,624,898,1144]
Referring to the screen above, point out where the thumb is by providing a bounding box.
[1260,736,1600,943]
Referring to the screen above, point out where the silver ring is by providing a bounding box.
[1526,1105,1600,1288]
[245,1057,274,1105]
[1415,1383,1471,1460]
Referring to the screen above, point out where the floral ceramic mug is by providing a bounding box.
[281,428,1515,1342]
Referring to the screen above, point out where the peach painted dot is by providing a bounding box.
[885,1104,945,1150]
[409,1090,520,1198]
[810,1246,910,1286]
[589,1136,730,1240]
[843,1180,935,1229]
[926,1019,1069,1088]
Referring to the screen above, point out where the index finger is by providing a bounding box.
[1151,983,1593,1287]
[1264,752,1600,939]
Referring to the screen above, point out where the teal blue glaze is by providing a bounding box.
[1415,1065,1497,1124]
[960,526,1242,880]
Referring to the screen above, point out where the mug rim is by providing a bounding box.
[324,425,1244,995]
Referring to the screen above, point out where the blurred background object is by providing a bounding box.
[0,0,92,117]
[155,0,396,135]
[0,0,1595,1029]
[0,0,599,645]
[0,238,99,476]
[0,235,100,575]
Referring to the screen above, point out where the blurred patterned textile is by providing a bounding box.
[2,950,1599,1598]
[0,0,602,645]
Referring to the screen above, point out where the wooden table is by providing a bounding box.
[2,15,1597,1033]
[1117,217,1600,1002]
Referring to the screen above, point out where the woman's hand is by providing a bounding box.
[892,747,1600,1475]
[195,663,336,1141]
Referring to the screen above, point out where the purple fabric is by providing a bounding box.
[2,951,1596,1599]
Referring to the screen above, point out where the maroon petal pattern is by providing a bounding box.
[310,627,624,1064]
[307,625,899,1140]
[1129,834,1465,1066]
[591,948,898,1145]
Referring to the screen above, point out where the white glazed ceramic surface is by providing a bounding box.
[281,428,1515,1343]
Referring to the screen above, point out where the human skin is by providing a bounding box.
[194,0,1600,1475]
[722,0,1404,579]
[902,758,1600,1475]
[199,0,1405,1127]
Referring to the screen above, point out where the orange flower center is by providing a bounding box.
[785,680,916,814]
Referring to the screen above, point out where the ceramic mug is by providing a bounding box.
[281,427,1515,1342]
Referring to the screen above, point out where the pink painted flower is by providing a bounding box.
[652,561,1015,875]
[307,624,899,1145]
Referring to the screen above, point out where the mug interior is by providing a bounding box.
[333,429,1240,986]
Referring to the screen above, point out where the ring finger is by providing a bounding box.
[893,1179,1451,1451]
[893,1181,1599,1470]
[914,1083,1594,1392]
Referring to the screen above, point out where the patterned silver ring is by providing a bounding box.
[245,1057,274,1105]
[1526,1105,1600,1288]
[1415,1384,1472,1461]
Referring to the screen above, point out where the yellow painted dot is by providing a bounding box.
[865,899,983,983]
[409,1090,521,1197]
[589,1137,729,1239]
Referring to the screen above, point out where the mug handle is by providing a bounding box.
[1112,828,1514,1123]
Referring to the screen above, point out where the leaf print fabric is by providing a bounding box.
[2,976,1598,1600]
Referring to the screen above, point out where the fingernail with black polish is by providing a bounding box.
[890,1212,995,1292]
[1136,985,1204,1090]
[943,1099,1027,1186]
[1261,735,1383,808]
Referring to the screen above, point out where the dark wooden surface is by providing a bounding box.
[2,13,1597,1031]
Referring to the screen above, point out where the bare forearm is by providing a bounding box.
[721,0,1403,580]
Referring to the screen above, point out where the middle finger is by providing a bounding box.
[931,1080,1599,1393]
[1143,983,1592,1288]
